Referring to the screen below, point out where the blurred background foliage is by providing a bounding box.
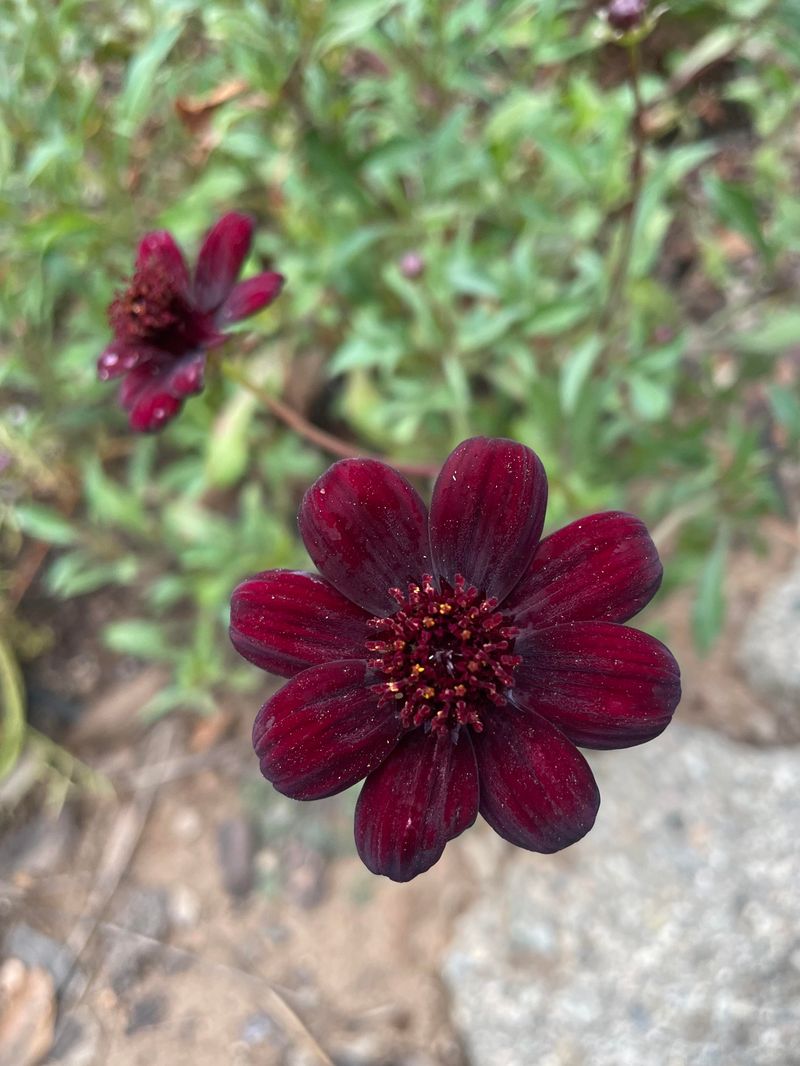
[3,0,800,778]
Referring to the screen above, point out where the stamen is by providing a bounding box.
[368,573,521,739]
[108,256,196,350]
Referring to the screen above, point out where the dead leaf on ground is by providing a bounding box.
[189,708,236,754]
[174,79,250,132]
[717,228,755,261]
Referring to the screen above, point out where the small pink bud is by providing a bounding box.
[399,252,425,279]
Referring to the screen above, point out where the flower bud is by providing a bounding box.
[399,251,425,279]
[606,0,647,32]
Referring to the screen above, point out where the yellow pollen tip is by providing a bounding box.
[411,663,425,676]
[387,682,400,692]
[438,603,452,614]
[461,629,472,640]
[454,684,466,696]
[421,687,435,699]
[423,617,435,628]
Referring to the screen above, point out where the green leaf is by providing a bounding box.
[312,0,397,57]
[629,375,671,421]
[84,457,149,535]
[47,553,139,598]
[204,391,257,489]
[767,384,800,438]
[14,503,77,546]
[559,336,602,415]
[0,637,26,781]
[692,531,728,653]
[704,176,770,261]
[526,301,591,336]
[103,620,178,663]
[117,25,183,129]
[458,307,524,352]
[735,310,800,353]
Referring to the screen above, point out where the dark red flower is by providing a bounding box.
[605,0,647,31]
[98,213,284,432]
[230,437,681,882]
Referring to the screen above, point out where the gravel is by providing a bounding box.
[443,723,800,1066]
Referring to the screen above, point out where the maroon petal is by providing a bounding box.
[506,511,663,627]
[513,621,681,749]
[193,212,254,313]
[474,706,599,852]
[429,437,547,603]
[253,660,402,800]
[97,342,162,381]
[299,459,431,616]
[355,729,478,882]
[161,351,206,398]
[127,389,183,432]
[119,362,183,432]
[216,272,285,326]
[135,230,190,291]
[230,570,374,678]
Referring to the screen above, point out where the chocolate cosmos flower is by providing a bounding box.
[98,213,284,431]
[230,437,681,882]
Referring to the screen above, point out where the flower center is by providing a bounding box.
[108,258,195,351]
[367,574,520,739]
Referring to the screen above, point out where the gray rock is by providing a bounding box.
[45,1008,100,1066]
[104,886,170,995]
[216,817,257,899]
[740,564,800,739]
[282,840,328,909]
[443,724,800,1066]
[0,808,78,878]
[3,924,75,993]
[239,1011,284,1048]
[125,993,167,1035]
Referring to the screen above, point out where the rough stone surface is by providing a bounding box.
[3,925,75,993]
[45,1008,101,1066]
[740,563,800,739]
[0,807,78,878]
[104,886,170,995]
[216,817,256,899]
[125,994,168,1035]
[443,724,800,1066]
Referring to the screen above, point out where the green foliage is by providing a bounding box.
[2,0,800,750]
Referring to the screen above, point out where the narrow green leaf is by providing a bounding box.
[312,0,397,57]
[735,310,800,354]
[692,532,728,653]
[104,620,178,663]
[704,176,770,261]
[205,391,257,489]
[629,375,671,421]
[0,637,26,781]
[14,503,77,546]
[117,25,183,129]
[559,336,602,415]
[767,384,800,438]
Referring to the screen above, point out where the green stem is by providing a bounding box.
[221,362,441,479]
[600,41,646,336]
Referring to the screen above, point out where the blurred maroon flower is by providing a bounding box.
[605,0,647,31]
[98,213,284,432]
[230,437,680,882]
